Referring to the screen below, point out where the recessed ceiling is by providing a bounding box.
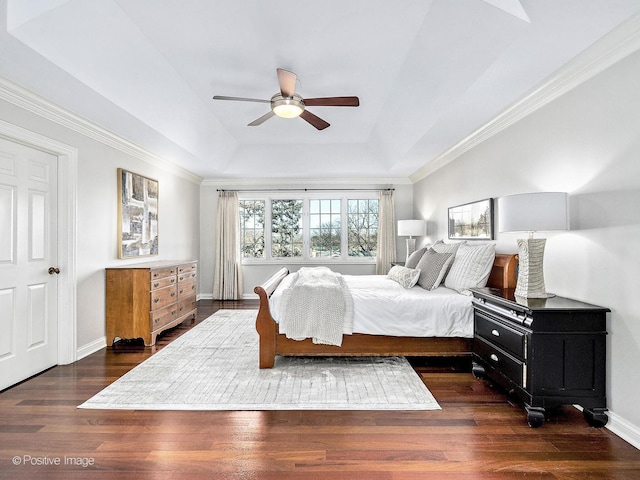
[1,0,640,181]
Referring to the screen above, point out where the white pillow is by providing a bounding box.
[387,265,421,289]
[415,248,454,290]
[444,243,496,292]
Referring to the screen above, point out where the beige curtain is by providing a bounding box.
[375,189,396,275]
[213,191,244,300]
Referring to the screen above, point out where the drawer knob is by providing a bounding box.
[491,329,500,337]
[490,353,499,362]
[153,298,159,303]
[153,282,159,288]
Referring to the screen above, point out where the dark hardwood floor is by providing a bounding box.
[1,299,639,479]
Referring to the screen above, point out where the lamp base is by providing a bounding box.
[405,238,417,264]
[514,238,549,299]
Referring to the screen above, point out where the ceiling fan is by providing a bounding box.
[212,68,359,131]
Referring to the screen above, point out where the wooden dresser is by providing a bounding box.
[106,260,197,346]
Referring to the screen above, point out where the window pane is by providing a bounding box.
[310,199,341,258]
[348,199,378,257]
[239,200,265,258]
[271,199,303,257]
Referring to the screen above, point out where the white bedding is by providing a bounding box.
[270,273,474,338]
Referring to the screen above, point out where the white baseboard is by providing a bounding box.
[606,410,640,450]
[76,336,106,360]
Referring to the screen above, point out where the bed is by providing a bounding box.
[254,252,518,368]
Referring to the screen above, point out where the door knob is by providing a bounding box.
[48,267,60,275]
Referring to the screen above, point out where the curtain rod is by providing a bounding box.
[217,188,394,192]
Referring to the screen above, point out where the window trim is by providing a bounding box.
[239,191,379,265]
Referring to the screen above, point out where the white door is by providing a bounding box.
[0,138,58,391]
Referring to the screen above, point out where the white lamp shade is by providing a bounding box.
[398,219,426,237]
[498,192,569,233]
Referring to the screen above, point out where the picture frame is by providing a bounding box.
[117,168,159,258]
[448,198,494,240]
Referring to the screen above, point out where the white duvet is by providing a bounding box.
[270,273,474,338]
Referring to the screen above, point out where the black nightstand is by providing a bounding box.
[470,287,610,428]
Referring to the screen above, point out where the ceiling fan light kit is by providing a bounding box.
[212,68,359,130]
[271,93,305,118]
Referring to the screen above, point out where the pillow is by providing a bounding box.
[405,247,428,269]
[415,248,454,290]
[444,243,496,292]
[431,240,464,256]
[387,265,421,289]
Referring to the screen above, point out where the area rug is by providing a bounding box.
[79,310,440,411]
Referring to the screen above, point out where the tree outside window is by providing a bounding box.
[271,199,303,257]
[347,199,378,257]
[239,200,265,258]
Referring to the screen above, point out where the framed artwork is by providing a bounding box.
[448,198,494,240]
[117,168,159,258]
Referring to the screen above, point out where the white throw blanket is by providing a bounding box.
[279,267,354,346]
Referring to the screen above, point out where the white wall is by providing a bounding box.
[0,95,201,356]
[413,50,640,445]
[200,182,413,298]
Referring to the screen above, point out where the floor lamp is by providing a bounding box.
[397,219,427,263]
[498,192,568,298]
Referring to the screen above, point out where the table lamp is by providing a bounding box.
[498,192,568,298]
[397,219,427,263]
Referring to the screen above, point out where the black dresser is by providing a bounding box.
[470,287,610,428]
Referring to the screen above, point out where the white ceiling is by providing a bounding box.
[1,0,640,181]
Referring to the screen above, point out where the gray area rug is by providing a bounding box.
[79,309,440,411]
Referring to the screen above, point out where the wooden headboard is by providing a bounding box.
[487,253,518,289]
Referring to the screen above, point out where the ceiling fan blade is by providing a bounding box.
[212,95,270,104]
[277,68,297,97]
[300,110,330,130]
[303,96,360,107]
[248,111,275,126]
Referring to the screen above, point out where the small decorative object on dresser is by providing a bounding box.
[470,287,609,428]
[106,261,197,346]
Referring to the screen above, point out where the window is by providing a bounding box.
[239,193,379,263]
[239,200,265,258]
[348,199,378,258]
[271,199,303,257]
[309,199,341,258]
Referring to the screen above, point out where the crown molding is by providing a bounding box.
[201,176,412,188]
[410,11,640,183]
[0,76,203,185]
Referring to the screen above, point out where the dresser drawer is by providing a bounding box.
[178,262,197,274]
[178,279,197,299]
[178,271,197,283]
[150,284,177,310]
[151,266,177,280]
[151,275,177,290]
[177,296,197,317]
[150,303,178,330]
[475,311,526,360]
[474,336,525,388]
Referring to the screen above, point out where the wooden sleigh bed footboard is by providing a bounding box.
[254,254,518,369]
